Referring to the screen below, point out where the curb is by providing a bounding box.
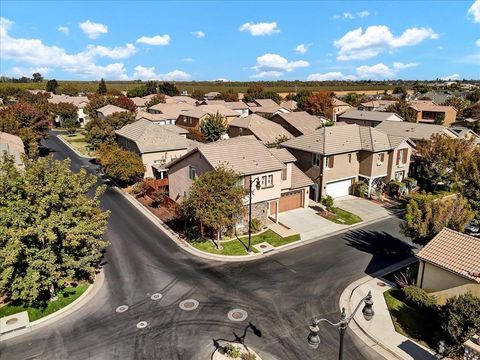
[338,257,418,360]
[0,270,105,342]
[115,186,405,263]
[55,134,95,160]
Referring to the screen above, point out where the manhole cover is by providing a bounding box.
[227,309,248,322]
[377,282,386,287]
[136,321,148,329]
[6,318,18,325]
[179,299,199,311]
[116,305,129,313]
[260,244,267,248]
[150,293,162,301]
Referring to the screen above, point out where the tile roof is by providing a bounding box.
[332,98,351,107]
[248,99,283,114]
[48,95,89,108]
[268,148,296,163]
[115,119,197,153]
[290,163,314,189]
[97,104,127,117]
[375,121,457,141]
[131,97,149,107]
[409,100,455,113]
[136,110,170,122]
[223,101,249,110]
[181,104,239,119]
[339,110,404,122]
[280,100,298,111]
[229,114,293,144]
[274,111,325,135]
[148,103,195,119]
[417,228,480,283]
[282,124,402,155]
[0,131,25,166]
[360,100,397,110]
[165,96,197,105]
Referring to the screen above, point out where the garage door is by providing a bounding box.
[325,178,353,198]
[279,190,303,212]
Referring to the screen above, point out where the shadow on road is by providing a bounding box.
[343,229,415,275]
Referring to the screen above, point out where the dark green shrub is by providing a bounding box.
[186,226,200,241]
[352,181,368,198]
[240,352,256,360]
[249,218,262,233]
[388,180,405,197]
[403,177,418,190]
[401,285,438,311]
[321,195,334,211]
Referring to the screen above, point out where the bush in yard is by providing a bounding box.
[150,188,167,207]
[394,267,417,287]
[130,182,148,198]
[352,181,367,198]
[402,177,418,190]
[200,112,227,142]
[63,118,79,134]
[224,344,241,358]
[388,180,405,197]
[240,352,256,360]
[96,143,145,186]
[249,218,262,233]
[321,195,334,211]
[401,285,438,312]
[441,293,480,356]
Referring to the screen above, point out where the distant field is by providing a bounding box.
[0,80,394,95]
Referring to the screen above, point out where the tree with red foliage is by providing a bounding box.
[115,95,136,112]
[304,91,334,119]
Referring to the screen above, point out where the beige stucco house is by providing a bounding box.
[96,104,128,120]
[176,104,239,130]
[48,94,90,126]
[270,111,326,137]
[281,124,412,200]
[409,100,457,126]
[0,131,25,169]
[416,228,480,304]
[165,136,312,228]
[228,114,293,145]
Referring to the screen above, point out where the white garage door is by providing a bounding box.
[325,178,353,198]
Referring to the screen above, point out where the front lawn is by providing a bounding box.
[0,283,89,322]
[383,288,440,349]
[59,132,94,157]
[320,207,362,225]
[190,230,300,256]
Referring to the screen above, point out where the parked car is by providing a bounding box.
[465,220,479,235]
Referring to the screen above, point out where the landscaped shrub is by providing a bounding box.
[249,218,262,233]
[130,182,147,198]
[224,344,241,358]
[388,180,406,197]
[185,226,200,241]
[401,285,438,311]
[394,267,418,287]
[240,352,257,360]
[402,177,418,190]
[321,195,334,211]
[352,181,368,198]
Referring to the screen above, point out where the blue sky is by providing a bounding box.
[0,0,479,81]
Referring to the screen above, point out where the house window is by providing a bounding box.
[312,153,321,167]
[325,155,334,169]
[239,128,243,135]
[189,165,197,180]
[348,154,352,163]
[423,111,430,119]
[396,149,408,165]
[267,174,273,187]
[281,168,287,180]
[377,153,385,164]
[188,117,192,124]
[260,174,274,188]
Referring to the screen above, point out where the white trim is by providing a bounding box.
[358,174,388,180]
[325,175,355,184]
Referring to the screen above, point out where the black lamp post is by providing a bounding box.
[307,290,374,360]
[248,177,261,253]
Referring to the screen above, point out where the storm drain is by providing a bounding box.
[115,305,129,313]
[179,299,199,311]
[136,321,148,329]
[150,293,162,301]
[228,309,248,322]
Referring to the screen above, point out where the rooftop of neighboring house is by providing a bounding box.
[375,121,457,141]
[332,98,351,107]
[148,102,195,118]
[282,123,406,155]
[166,136,286,176]
[136,110,170,122]
[115,119,196,153]
[0,131,25,167]
[416,91,451,105]
[450,126,480,144]
[96,104,128,117]
[248,98,284,114]
[229,114,293,144]
[48,94,89,108]
[280,100,298,111]
[409,100,455,113]
[273,111,326,135]
[130,97,149,107]
[417,228,480,283]
[359,100,397,110]
[180,104,239,119]
[339,110,404,122]
[165,95,197,105]
[223,101,250,110]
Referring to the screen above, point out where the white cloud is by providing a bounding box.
[239,22,280,36]
[334,25,438,60]
[136,34,170,46]
[357,11,370,18]
[441,74,461,81]
[356,62,419,79]
[57,26,69,36]
[192,31,205,38]
[132,66,191,81]
[333,11,370,20]
[215,78,229,82]
[254,53,309,72]
[294,44,310,54]
[0,17,13,37]
[468,1,480,23]
[307,72,356,81]
[393,62,419,70]
[83,43,136,59]
[250,71,283,79]
[11,66,51,77]
[162,69,191,81]
[79,20,107,39]
[182,57,194,62]
[476,38,480,47]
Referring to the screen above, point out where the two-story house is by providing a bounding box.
[270,111,327,137]
[48,94,90,126]
[281,124,412,200]
[176,105,239,130]
[165,136,312,228]
[96,104,128,120]
[228,114,293,145]
[148,102,195,124]
[408,100,457,125]
[338,110,404,127]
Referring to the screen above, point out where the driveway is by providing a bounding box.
[278,207,346,240]
[334,195,394,222]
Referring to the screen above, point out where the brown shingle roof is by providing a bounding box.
[417,228,480,283]
[229,114,293,144]
[148,103,194,119]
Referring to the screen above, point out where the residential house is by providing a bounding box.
[450,126,480,145]
[228,114,293,145]
[197,100,250,117]
[136,110,172,124]
[357,100,397,112]
[148,102,195,124]
[96,104,128,120]
[166,136,313,227]
[131,97,149,110]
[374,121,458,146]
[0,131,25,169]
[409,100,457,125]
[204,92,220,100]
[165,96,197,105]
[338,110,404,127]
[414,91,451,105]
[270,111,326,137]
[280,100,298,111]
[247,99,289,117]
[332,98,353,120]
[416,228,480,304]
[281,124,412,200]
[176,104,239,130]
[48,94,90,126]
[115,119,196,179]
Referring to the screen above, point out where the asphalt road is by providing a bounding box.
[0,132,416,360]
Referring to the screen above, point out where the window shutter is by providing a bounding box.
[329,156,334,168]
[243,176,249,188]
[402,149,408,164]
[396,151,400,165]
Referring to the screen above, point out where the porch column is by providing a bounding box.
[276,200,279,224]
[367,178,373,198]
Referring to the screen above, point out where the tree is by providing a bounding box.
[46,79,58,94]
[459,146,480,219]
[286,90,312,110]
[181,166,247,248]
[97,78,107,95]
[145,81,157,95]
[343,92,365,106]
[401,194,474,244]
[200,112,227,142]
[0,155,109,304]
[392,86,407,97]
[186,128,207,143]
[127,86,148,98]
[52,102,77,124]
[32,72,43,83]
[191,89,205,101]
[96,143,144,185]
[85,111,135,148]
[115,95,136,112]
[441,293,480,356]
[59,83,79,96]
[146,94,166,108]
[158,82,179,96]
[215,90,238,102]
[386,100,417,122]
[442,95,467,114]
[304,91,334,118]
[466,88,480,104]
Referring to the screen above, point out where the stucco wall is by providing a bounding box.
[142,149,189,179]
[321,152,359,193]
[387,143,412,181]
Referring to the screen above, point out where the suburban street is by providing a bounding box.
[0,132,416,360]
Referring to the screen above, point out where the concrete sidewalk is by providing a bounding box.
[339,260,437,360]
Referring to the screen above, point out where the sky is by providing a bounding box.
[0,0,479,81]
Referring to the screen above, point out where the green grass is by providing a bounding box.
[190,230,300,256]
[322,207,362,225]
[383,288,440,349]
[58,132,94,156]
[0,283,89,322]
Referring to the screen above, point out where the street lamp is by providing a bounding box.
[307,290,374,360]
[248,177,261,253]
